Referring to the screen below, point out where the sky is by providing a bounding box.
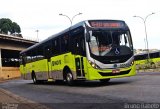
[0,0,160,49]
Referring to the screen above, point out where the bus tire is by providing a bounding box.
[99,78,110,83]
[65,70,74,86]
[32,72,38,84]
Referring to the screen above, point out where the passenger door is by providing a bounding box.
[72,34,86,78]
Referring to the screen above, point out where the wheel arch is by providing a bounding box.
[63,66,72,80]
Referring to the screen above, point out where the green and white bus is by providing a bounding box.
[134,51,160,68]
[20,20,136,85]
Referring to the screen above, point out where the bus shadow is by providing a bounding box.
[29,79,134,87]
[73,80,133,87]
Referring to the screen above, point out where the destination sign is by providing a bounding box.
[89,21,125,28]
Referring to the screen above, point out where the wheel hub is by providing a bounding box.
[66,73,72,82]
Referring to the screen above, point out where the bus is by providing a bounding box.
[134,51,160,68]
[20,20,136,85]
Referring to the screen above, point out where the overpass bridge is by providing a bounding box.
[0,33,37,79]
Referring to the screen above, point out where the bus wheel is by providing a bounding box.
[99,79,110,83]
[65,71,74,86]
[32,72,37,84]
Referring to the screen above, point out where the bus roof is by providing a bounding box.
[20,19,127,54]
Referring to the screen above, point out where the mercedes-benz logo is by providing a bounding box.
[115,48,120,55]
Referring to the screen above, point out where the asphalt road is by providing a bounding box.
[0,72,160,109]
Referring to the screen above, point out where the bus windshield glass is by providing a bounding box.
[89,30,132,56]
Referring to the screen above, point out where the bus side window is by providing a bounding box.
[20,54,26,65]
[52,38,60,55]
[44,42,52,60]
[31,49,37,62]
[37,46,44,60]
[26,51,32,63]
[72,34,86,56]
[61,34,69,53]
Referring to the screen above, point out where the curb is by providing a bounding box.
[0,88,50,109]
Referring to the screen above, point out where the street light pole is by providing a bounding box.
[144,38,147,49]
[59,13,82,27]
[35,30,39,42]
[133,12,155,61]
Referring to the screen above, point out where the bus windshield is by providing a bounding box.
[89,30,133,56]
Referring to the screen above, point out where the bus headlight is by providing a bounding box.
[131,61,134,66]
[88,60,100,69]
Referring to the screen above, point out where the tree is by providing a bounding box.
[11,22,21,34]
[1,23,11,34]
[0,18,12,34]
[0,18,21,37]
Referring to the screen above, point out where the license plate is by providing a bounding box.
[112,69,120,74]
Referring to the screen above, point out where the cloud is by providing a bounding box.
[0,0,159,49]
